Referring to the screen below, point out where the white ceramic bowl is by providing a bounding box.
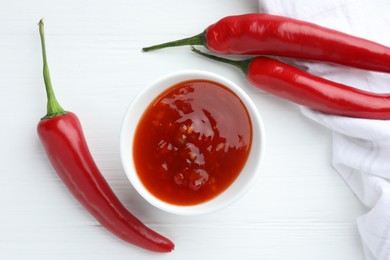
[120,70,265,215]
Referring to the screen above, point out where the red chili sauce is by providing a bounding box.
[133,79,252,206]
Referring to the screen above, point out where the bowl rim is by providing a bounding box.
[120,69,265,216]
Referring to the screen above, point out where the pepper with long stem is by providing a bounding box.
[144,13,390,73]
[191,46,390,120]
[37,19,174,252]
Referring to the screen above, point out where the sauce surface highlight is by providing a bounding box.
[133,79,252,205]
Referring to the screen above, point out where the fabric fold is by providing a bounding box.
[259,1,390,259]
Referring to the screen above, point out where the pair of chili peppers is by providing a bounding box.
[143,13,390,120]
[37,20,174,252]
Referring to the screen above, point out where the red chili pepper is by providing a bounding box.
[143,13,390,73]
[37,19,174,253]
[191,47,390,120]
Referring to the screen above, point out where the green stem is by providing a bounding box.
[142,32,205,52]
[39,19,66,119]
[190,46,251,75]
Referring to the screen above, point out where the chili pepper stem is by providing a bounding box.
[142,32,205,52]
[38,19,66,119]
[190,46,251,74]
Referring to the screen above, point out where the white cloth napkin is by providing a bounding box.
[259,1,390,259]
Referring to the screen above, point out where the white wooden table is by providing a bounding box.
[0,0,366,259]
